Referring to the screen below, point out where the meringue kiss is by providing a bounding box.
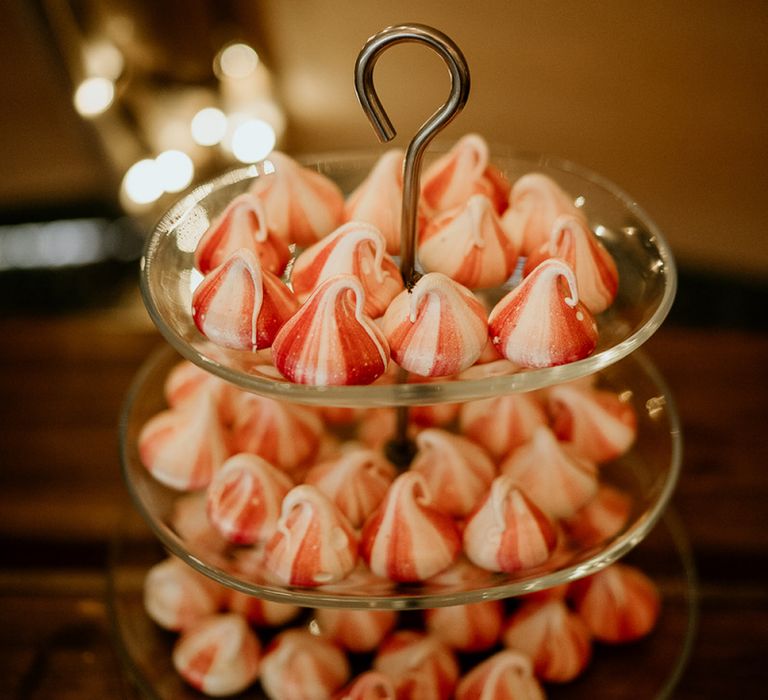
[192,248,299,351]
[382,272,488,377]
[488,258,598,368]
[272,274,390,385]
[194,192,290,276]
[291,221,404,317]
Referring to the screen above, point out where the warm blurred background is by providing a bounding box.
[2,1,767,275]
[1,1,766,698]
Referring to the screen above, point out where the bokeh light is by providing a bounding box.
[231,119,276,163]
[155,150,194,193]
[73,77,115,117]
[122,159,163,205]
[190,107,228,146]
[216,43,259,80]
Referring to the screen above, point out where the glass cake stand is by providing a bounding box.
[139,148,677,406]
[107,506,697,700]
[120,343,681,609]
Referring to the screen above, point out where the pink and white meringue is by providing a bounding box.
[344,148,406,255]
[463,475,558,574]
[313,608,398,653]
[410,429,496,518]
[291,222,404,317]
[547,382,637,463]
[138,391,230,491]
[503,598,592,683]
[206,453,293,544]
[264,484,358,586]
[524,214,619,313]
[143,557,223,632]
[273,274,390,386]
[500,425,598,519]
[194,192,291,276]
[568,563,660,643]
[424,600,504,652]
[501,172,586,254]
[374,630,459,700]
[562,485,632,547]
[381,272,488,377]
[192,248,299,351]
[455,649,545,700]
[163,361,239,427]
[333,671,396,700]
[170,493,229,560]
[488,258,598,368]
[230,393,323,473]
[249,150,345,246]
[225,591,301,627]
[459,392,547,461]
[421,133,511,215]
[304,445,396,528]
[172,613,260,697]
[361,471,461,582]
[418,193,518,289]
[260,629,350,700]
[357,408,419,451]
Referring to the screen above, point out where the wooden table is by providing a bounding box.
[1,286,766,698]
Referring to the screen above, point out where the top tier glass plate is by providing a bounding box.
[140,148,676,407]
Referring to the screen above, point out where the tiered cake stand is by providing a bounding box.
[113,23,694,699]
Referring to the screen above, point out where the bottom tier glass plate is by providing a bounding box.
[107,507,697,700]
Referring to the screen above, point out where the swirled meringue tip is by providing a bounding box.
[459,392,547,461]
[411,428,496,518]
[143,557,222,632]
[524,213,619,313]
[503,598,593,683]
[381,272,488,377]
[500,425,598,520]
[502,171,587,255]
[164,361,240,426]
[419,193,519,289]
[225,590,301,627]
[192,248,299,352]
[230,393,323,472]
[333,671,397,700]
[563,484,632,547]
[172,613,261,697]
[206,453,293,545]
[344,148,405,255]
[374,630,459,700]
[248,150,345,246]
[546,381,637,463]
[304,445,395,529]
[488,258,598,368]
[463,475,558,574]
[361,471,461,583]
[264,484,358,586]
[314,607,398,653]
[424,599,504,652]
[421,133,511,215]
[291,221,404,317]
[194,192,291,276]
[273,274,390,385]
[261,629,350,700]
[455,649,545,700]
[568,563,661,643]
[138,392,230,492]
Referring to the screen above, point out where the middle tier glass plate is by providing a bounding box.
[120,344,681,609]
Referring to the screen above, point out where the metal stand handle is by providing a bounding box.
[354,23,470,288]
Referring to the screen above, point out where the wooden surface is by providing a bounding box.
[0,287,766,698]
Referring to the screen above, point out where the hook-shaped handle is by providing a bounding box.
[354,24,470,286]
